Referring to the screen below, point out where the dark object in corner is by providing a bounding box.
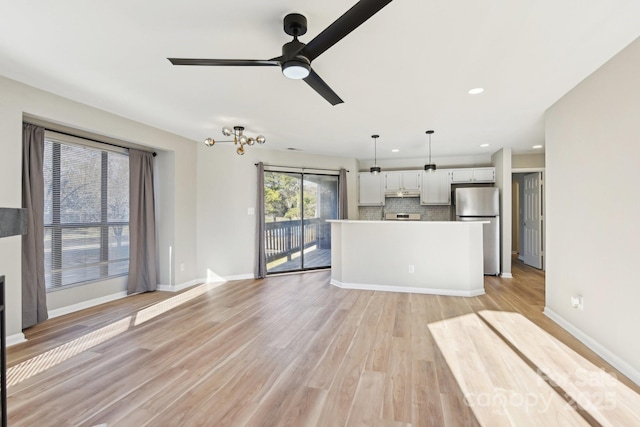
[0,208,28,238]
[0,207,28,426]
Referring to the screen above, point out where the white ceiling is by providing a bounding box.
[1,0,639,161]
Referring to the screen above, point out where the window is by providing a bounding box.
[43,132,129,291]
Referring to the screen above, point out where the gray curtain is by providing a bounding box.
[128,149,157,294]
[22,123,48,329]
[338,168,348,219]
[255,162,267,278]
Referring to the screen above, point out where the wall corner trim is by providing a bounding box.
[501,273,513,279]
[544,307,640,386]
[7,333,27,347]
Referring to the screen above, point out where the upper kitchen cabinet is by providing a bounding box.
[421,169,451,205]
[450,167,495,183]
[358,172,385,206]
[384,171,421,195]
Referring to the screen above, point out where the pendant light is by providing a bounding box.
[424,130,436,172]
[370,134,381,174]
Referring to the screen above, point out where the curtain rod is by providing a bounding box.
[255,163,349,173]
[45,128,157,157]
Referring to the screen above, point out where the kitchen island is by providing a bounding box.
[328,220,485,296]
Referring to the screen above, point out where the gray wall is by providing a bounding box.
[512,153,545,169]
[546,37,640,383]
[196,143,358,279]
[0,75,198,338]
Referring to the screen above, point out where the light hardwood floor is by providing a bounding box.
[7,259,640,426]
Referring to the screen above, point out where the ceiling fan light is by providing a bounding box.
[256,135,266,144]
[222,127,233,137]
[239,135,248,144]
[247,137,255,146]
[204,137,215,147]
[236,145,245,155]
[282,58,310,79]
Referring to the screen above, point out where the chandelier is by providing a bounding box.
[204,126,266,155]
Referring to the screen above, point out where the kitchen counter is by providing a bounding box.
[328,220,485,296]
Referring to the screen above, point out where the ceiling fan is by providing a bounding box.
[168,0,394,105]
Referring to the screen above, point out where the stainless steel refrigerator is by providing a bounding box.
[455,187,500,275]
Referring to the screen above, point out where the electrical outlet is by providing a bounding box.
[180,262,185,272]
[408,264,415,273]
[570,295,584,310]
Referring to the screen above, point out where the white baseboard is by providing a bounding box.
[544,307,640,386]
[224,273,254,281]
[157,278,206,293]
[7,332,27,347]
[501,272,513,279]
[330,279,485,297]
[157,274,254,292]
[48,291,129,319]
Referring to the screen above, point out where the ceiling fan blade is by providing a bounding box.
[304,69,344,105]
[302,0,393,61]
[168,58,281,66]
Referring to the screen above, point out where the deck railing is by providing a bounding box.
[265,218,329,263]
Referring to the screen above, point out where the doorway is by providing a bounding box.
[512,171,544,270]
[263,171,339,273]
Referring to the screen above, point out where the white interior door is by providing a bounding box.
[523,172,542,269]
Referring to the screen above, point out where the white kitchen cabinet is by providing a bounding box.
[358,172,385,206]
[450,167,495,183]
[384,171,421,193]
[421,169,451,205]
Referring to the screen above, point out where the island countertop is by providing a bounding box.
[328,219,485,296]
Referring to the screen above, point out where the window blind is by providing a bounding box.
[43,135,130,290]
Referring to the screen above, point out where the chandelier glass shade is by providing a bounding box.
[204,126,266,155]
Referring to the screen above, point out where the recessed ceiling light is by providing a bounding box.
[391,149,399,153]
[480,144,489,147]
[532,145,543,149]
[468,87,484,95]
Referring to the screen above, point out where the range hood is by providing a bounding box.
[385,190,420,198]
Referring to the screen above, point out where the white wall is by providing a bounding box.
[196,144,358,279]
[491,148,512,277]
[0,75,198,338]
[545,37,640,383]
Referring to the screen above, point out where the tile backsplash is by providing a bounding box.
[359,198,451,221]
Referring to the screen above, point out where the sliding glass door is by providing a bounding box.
[264,171,339,274]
